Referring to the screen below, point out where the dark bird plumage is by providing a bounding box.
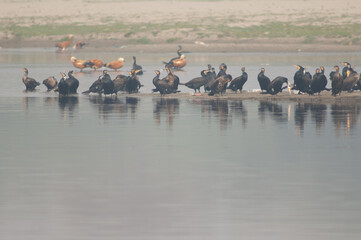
[22,68,40,91]
[132,56,143,75]
[267,76,288,95]
[58,72,69,96]
[208,74,232,96]
[292,65,312,94]
[42,76,58,91]
[330,65,343,96]
[101,70,115,95]
[257,68,271,93]
[66,70,79,94]
[180,70,209,93]
[125,69,142,93]
[227,67,248,93]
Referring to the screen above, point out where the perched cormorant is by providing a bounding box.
[216,63,227,79]
[179,70,209,93]
[132,56,143,75]
[227,67,248,93]
[292,65,311,94]
[267,76,288,95]
[153,70,171,95]
[208,74,232,96]
[22,68,40,91]
[113,74,128,94]
[342,62,353,79]
[342,69,359,92]
[43,76,58,91]
[82,76,103,94]
[66,70,79,94]
[257,68,271,93]
[58,72,69,96]
[125,69,141,93]
[309,68,329,95]
[330,65,343,96]
[101,70,115,95]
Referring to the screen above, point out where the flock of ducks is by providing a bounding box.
[22,44,361,97]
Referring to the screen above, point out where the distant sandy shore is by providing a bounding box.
[1,0,361,52]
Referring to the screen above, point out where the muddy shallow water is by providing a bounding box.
[1,49,361,240]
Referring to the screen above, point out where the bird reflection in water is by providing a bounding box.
[310,103,327,135]
[294,103,310,136]
[331,103,361,137]
[229,100,247,128]
[58,96,79,120]
[153,98,179,128]
[258,101,288,124]
[88,95,139,123]
[197,99,230,130]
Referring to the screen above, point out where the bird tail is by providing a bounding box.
[208,92,215,96]
[324,88,331,91]
[82,90,91,94]
[178,83,185,85]
[162,61,169,65]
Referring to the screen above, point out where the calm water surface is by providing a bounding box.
[1,49,361,240]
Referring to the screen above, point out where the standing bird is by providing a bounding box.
[163,46,187,70]
[42,76,58,91]
[309,68,329,95]
[125,69,142,93]
[267,77,288,95]
[257,68,271,93]
[208,74,232,96]
[104,58,125,71]
[132,56,143,75]
[292,65,312,94]
[22,68,40,91]
[73,40,86,49]
[58,72,69,96]
[66,70,79,94]
[227,67,248,93]
[112,74,128,94]
[179,70,209,93]
[89,58,104,71]
[70,57,94,71]
[56,34,73,52]
[342,69,359,92]
[216,63,227,78]
[341,62,354,79]
[82,76,103,94]
[330,65,343,96]
[152,70,169,94]
[101,70,114,95]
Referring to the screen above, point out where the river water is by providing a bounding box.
[0,48,361,240]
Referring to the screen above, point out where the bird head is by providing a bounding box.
[118,57,125,62]
[315,68,320,74]
[23,68,28,73]
[260,68,265,72]
[70,56,76,62]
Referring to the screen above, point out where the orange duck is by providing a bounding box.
[73,40,86,49]
[70,56,94,71]
[105,58,125,71]
[163,46,187,69]
[56,34,73,52]
[89,58,104,70]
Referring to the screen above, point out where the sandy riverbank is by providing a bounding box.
[1,0,361,52]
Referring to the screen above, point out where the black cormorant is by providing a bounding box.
[43,76,58,91]
[330,65,343,96]
[113,74,128,94]
[180,70,209,93]
[342,69,359,92]
[267,76,288,95]
[257,68,271,93]
[227,67,248,93]
[309,68,329,95]
[82,76,103,94]
[66,70,79,94]
[58,72,69,96]
[292,65,311,94]
[101,70,115,95]
[132,56,143,75]
[22,68,40,91]
[125,69,141,93]
[208,74,232,96]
